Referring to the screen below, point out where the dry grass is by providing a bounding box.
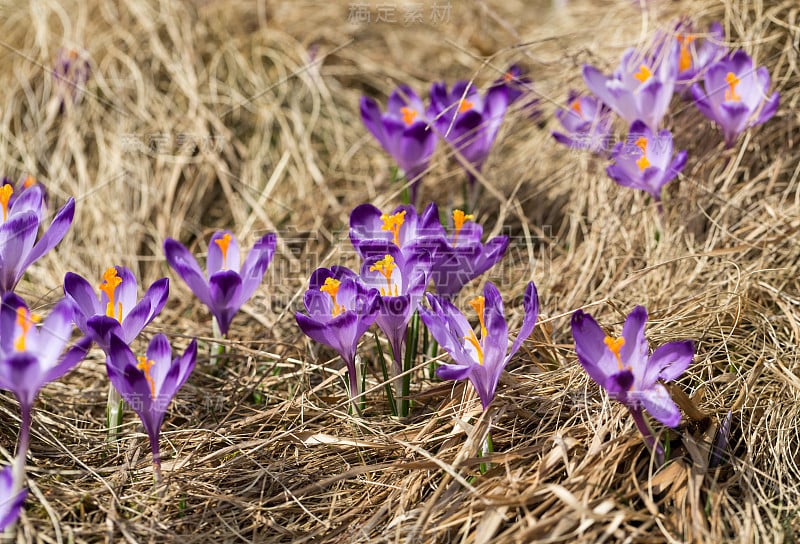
[0,0,798,541]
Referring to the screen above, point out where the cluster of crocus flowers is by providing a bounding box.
[105,334,197,483]
[164,230,277,337]
[571,306,694,462]
[421,281,538,410]
[0,182,75,293]
[361,66,533,203]
[552,92,613,156]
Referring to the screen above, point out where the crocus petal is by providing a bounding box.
[295,310,359,365]
[436,362,471,381]
[644,340,694,385]
[119,301,156,344]
[86,315,124,351]
[582,65,615,107]
[19,197,75,274]
[29,299,74,365]
[208,270,243,335]
[360,96,390,150]
[0,213,39,291]
[0,465,25,531]
[571,310,619,385]
[620,305,648,369]
[114,266,139,320]
[481,282,508,368]
[754,91,779,127]
[145,333,173,396]
[63,271,102,321]
[164,238,212,306]
[208,230,241,275]
[0,353,41,408]
[0,293,26,355]
[639,383,682,427]
[507,281,539,360]
[42,337,91,385]
[238,232,276,301]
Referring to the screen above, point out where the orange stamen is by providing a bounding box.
[468,295,487,338]
[214,233,232,270]
[22,176,35,189]
[320,277,343,317]
[503,71,514,82]
[369,255,398,296]
[137,356,156,398]
[570,99,583,116]
[604,335,626,370]
[380,210,406,247]
[635,137,650,171]
[633,64,652,83]
[14,307,40,352]
[724,72,741,102]
[98,267,123,321]
[458,98,474,113]
[452,209,474,244]
[0,184,12,222]
[677,34,695,72]
[464,330,484,365]
[400,106,418,126]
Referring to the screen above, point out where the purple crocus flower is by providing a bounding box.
[552,91,614,155]
[0,293,90,495]
[420,281,538,410]
[106,333,197,482]
[53,47,90,110]
[428,80,509,182]
[429,205,509,298]
[583,40,680,131]
[606,120,687,202]
[691,50,780,148]
[671,21,726,95]
[491,65,541,119]
[0,465,26,531]
[0,182,75,293]
[64,266,169,350]
[360,85,437,204]
[295,267,380,407]
[360,245,431,370]
[349,202,446,262]
[164,230,276,336]
[571,306,694,459]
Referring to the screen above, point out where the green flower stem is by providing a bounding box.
[106,385,124,441]
[402,311,420,417]
[479,430,493,474]
[374,333,398,417]
[211,316,225,365]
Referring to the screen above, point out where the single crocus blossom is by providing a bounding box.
[164,230,277,336]
[552,91,614,155]
[349,202,445,262]
[295,267,380,408]
[53,47,90,110]
[0,294,90,495]
[429,205,509,297]
[606,120,687,203]
[671,21,726,95]
[583,40,680,131]
[0,183,75,293]
[420,281,538,410]
[0,465,26,531]
[106,333,197,482]
[360,85,438,204]
[428,80,509,182]
[64,266,169,350]
[571,306,694,459]
[691,50,780,148]
[360,245,431,371]
[491,64,541,119]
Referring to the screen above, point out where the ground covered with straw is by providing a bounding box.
[0,0,798,541]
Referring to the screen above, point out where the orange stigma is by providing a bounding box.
[452,209,474,244]
[320,277,343,317]
[400,107,418,126]
[468,295,487,338]
[633,64,652,83]
[458,98,474,113]
[98,267,123,322]
[137,356,157,398]
[380,210,406,247]
[570,99,583,116]
[677,34,695,72]
[369,255,398,296]
[14,307,40,352]
[724,72,741,102]
[0,184,13,222]
[214,233,232,270]
[604,335,626,370]
[635,137,650,171]
[22,176,35,189]
[503,71,514,82]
